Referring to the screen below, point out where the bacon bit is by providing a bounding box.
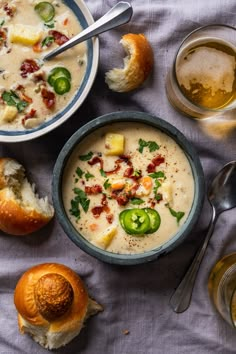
[33,72,46,83]
[89,223,99,231]
[33,42,42,53]
[41,88,55,109]
[152,155,165,166]
[101,194,107,206]
[20,59,40,78]
[63,18,69,26]
[88,156,103,170]
[147,163,155,173]
[3,4,15,17]
[123,167,134,178]
[85,185,102,194]
[116,194,129,206]
[106,214,114,224]
[0,28,7,48]
[15,85,33,103]
[91,206,103,218]
[22,109,37,125]
[49,30,69,45]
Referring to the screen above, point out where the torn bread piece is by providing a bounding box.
[0,157,54,235]
[105,33,154,92]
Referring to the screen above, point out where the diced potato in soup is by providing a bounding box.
[0,0,87,130]
[63,123,195,255]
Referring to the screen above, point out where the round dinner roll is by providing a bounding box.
[105,33,154,92]
[14,263,103,350]
[0,157,54,235]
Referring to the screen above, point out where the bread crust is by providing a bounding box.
[105,33,154,92]
[0,157,54,235]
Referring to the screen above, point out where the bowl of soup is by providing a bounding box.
[0,0,99,142]
[52,111,205,265]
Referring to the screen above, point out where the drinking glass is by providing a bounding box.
[166,25,236,119]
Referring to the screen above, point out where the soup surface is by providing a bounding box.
[63,123,195,254]
[0,0,87,130]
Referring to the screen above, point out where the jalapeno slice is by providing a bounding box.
[119,210,128,229]
[122,208,150,235]
[53,77,71,95]
[34,2,55,22]
[48,67,71,87]
[143,208,161,233]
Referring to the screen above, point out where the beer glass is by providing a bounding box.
[208,253,236,328]
[166,25,236,119]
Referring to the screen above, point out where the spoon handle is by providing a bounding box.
[43,1,133,61]
[169,207,217,313]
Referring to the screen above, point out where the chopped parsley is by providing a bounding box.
[103,179,111,190]
[100,169,107,177]
[130,197,145,205]
[75,167,84,178]
[153,179,162,201]
[85,172,94,181]
[79,151,93,161]
[138,139,160,153]
[69,188,90,219]
[168,205,185,224]
[149,171,166,179]
[41,36,54,47]
[133,169,142,177]
[2,90,28,112]
[0,20,5,27]
[44,22,55,28]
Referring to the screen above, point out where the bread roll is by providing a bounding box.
[14,263,103,350]
[0,157,54,235]
[105,33,154,92]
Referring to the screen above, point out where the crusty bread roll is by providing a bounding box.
[105,33,154,92]
[0,157,54,235]
[14,263,103,350]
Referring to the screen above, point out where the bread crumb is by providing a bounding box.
[122,329,130,335]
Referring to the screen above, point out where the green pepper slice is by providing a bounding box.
[34,2,55,22]
[53,77,71,95]
[48,67,72,87]
[122,208,150,235]
[143,208,161,233]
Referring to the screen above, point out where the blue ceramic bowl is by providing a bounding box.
[0,0,99,143]
[52,111,205,265]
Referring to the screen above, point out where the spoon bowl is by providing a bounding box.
[170,161,236,313]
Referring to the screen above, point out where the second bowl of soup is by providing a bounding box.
[53,111,205,265]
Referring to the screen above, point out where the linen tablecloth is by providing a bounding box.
[1,0,236,353]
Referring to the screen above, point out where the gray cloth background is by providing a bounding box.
[1,0,236,353]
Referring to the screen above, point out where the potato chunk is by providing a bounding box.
[9,24,42,45]
[0,106,18,123]
[160,181,173,205]
[105,133,124,156]
[92,225,117,249]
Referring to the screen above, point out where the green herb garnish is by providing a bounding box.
[153,179,162,200]
[100,169,107,177]
[138,139,160,153]
[85,172,94,181]
[79,151,93,161]
[149,171,166,179]
[130,198,145,205]
[41,36,54,47]
[0,20,5,27]
[168,206,185,224]
[69,188,90,219]
[103,179,111,190]
[2,90,28,112]
[75,167,84,178]
[133,169,142,177]
[44,22,55,28]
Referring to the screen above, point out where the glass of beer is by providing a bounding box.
[166,25,236,119]
[208,253,236,328]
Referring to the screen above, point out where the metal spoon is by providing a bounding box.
[43,1,133,61]
[170,161,236,313]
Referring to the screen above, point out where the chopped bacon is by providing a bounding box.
[33,72,46,83]
[116,194,129,206]
[91,206,103,218]
[123,167,134,178]
[88,156,103,170]
[22,109,37,125]
[0,28,7,48]
[85,184,102,195]
[41,88,55,109]
[20,59,40,78]
[147,155,165,173]
[106,214,114,224]
[3,4,15,17]
[16,85,32,103]
[147,163,156,173]
[49,30,69,45]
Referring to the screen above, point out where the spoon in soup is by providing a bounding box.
[170,161,236,313]
[43,1,133,61]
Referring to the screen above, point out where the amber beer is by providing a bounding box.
[208,253,236,328]
[166,25,236,118]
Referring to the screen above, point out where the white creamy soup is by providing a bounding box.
[63,123,195,255]
[0,0,87,130]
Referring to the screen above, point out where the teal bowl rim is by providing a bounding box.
[52,111,205,265]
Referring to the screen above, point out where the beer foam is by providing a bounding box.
[177,46,235,94]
